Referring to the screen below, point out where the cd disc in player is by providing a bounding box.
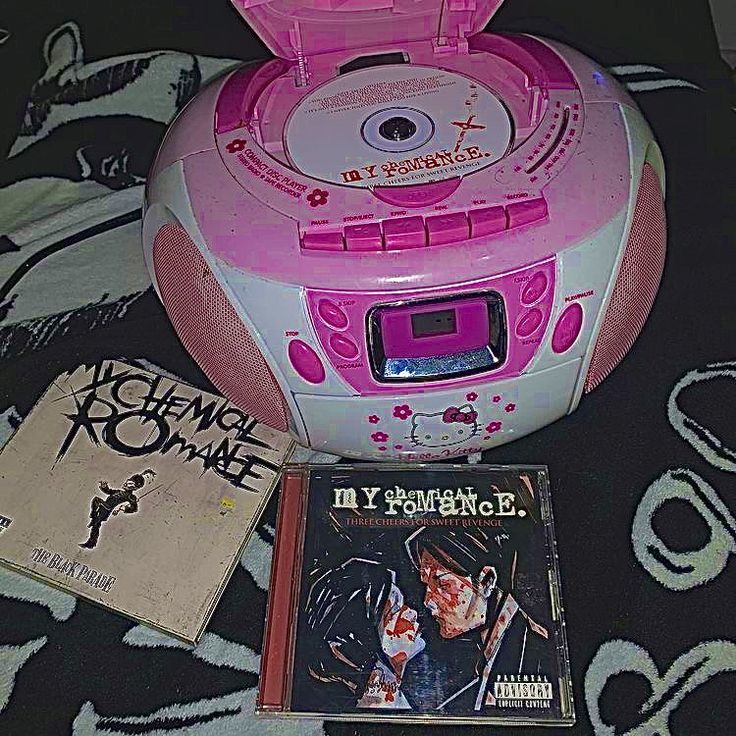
[284,65,513,188]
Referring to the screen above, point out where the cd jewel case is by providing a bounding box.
[258,464,574,726]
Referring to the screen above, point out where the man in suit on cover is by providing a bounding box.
[79,469,155,549]
[405,525,551,712]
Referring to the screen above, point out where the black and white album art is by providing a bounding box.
[0,360,293,642]
[79,468,156,549]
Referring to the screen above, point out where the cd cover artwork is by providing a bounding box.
[285,66,513,188]
[259,464,574,726]
[0,360,294,643]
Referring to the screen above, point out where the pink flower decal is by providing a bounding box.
[371,431,389,443]
[368,415,380,424]
[466,391,478,402]
[226,139,247,153]
[394,444,403,450]
[486,421,502,433]
[492,395,501,403]
[505,403,516,413]
[393,404,413,420]
[378,446,387,452]
[307,188,329,207]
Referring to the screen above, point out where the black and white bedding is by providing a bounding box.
[1,1,735,734]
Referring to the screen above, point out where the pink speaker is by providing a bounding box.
[152,223,290,432]
[584,163,667,392]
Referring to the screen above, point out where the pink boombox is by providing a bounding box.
[143,0,667,461]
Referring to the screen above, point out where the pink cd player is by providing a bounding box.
[143,0,667,461]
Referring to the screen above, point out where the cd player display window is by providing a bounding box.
[368,294,507,383]
[411,309,457,338]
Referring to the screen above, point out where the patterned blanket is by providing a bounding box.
[1,1,735,734]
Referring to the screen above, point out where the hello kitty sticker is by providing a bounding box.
[365,391,518,459]
[409,405,480,449]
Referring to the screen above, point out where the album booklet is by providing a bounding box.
[0,360,294,643]
[258,463,574,726]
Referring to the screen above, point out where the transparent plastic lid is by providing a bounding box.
[230,0,505,60]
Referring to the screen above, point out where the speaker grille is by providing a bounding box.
[584,163,666,392]
[153,223,289,431]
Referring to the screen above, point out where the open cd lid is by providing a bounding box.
[231,0,505,60]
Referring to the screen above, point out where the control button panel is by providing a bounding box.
[302,231,344,251]
[516,308,544,338]
[469,206,507,238]
[345,223,382,251]
[329,333,360,359]
[299,196,548,252]
[551,302,584,353]
[317,299,348,329]
[507,198,549,230]
[426,212,470,246]
[382,216,426,249]
[305,255,557,394]
[521,271,549,305]
[287,339,326,384]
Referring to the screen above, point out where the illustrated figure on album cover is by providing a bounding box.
[79,468,156,549]
[405,525,550,711]
[299,527,549,712]
[290,470,558,717]
[303,558,426,710]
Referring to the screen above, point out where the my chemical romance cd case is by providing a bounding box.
[258,463,574,726]
[0,360,294,643]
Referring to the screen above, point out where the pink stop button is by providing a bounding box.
[288,339,325,384]
[551,303,584,353]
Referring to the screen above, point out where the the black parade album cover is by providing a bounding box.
[0,360,294,643]
[258,464,574,726]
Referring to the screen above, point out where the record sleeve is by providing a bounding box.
[0,360,294,644]
[258,463,574,726]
